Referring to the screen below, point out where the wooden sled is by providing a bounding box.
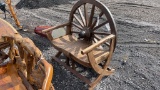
[43,0,117,89]
[0,18,54,90]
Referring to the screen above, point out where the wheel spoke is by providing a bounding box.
[93,21,109,31]
[72,22,83,30]
[84,4,89,26]
[91,11,104,27]
[90,17,97,29]
[78,8,86,26]
[88,5,95,27]
[93,31,110,35]
[74,14,84,27]
[99,11,104,17]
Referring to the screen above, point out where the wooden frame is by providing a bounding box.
[43,0,117,89]
[0,18,54,90]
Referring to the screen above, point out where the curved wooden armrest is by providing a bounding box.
[81,34,115,54]
[42,23,69,33]
[40,59,53,90]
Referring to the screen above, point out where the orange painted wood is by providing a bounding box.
[0,18,17,43]
[0,18,54,90]
[0,64,27,90]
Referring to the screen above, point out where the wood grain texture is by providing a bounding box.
[0,64,27,90]
[0,18,54,90]
[0,18,17,40]
[44,0,117,89]
[52,35,109,67]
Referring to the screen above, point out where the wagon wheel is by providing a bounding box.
[69,0,117,51]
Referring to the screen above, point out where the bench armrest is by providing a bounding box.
[81,34,115,54]
[42,23,69,33]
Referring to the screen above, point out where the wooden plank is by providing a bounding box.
[42,23,69,33]
[0,64,27,90]
[95,52,109,64]
[82,34,115,54]
[94,35,110,46]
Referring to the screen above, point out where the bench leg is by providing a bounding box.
[55,51,62,57]
[89,74,104,90]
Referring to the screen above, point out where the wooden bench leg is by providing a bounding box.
[65,57,70,66]
[71,60,76,70]
[52,56,114,90]
[55,51,62,57]
[52,56,91,85]
[89,74,103,90]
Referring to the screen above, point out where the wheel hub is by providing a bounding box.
[78,27,91,39]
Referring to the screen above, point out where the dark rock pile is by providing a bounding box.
[16,0,77,9]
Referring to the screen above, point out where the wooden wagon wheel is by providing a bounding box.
[66,0,117,89]
[69,0,117,51]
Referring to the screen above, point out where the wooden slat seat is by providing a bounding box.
[0,64,27,90]
[52,35,109,67]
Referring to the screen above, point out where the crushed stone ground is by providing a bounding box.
[0,0,160,90]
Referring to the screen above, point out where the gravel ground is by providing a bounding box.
[1,0,160,90]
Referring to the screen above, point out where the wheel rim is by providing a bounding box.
[69,0,117,51]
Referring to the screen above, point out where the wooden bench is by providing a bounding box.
[43,0,117,89]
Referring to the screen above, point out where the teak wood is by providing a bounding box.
[0,18,54,90]
[43,0,117,89]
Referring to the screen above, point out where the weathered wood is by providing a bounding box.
[44,0,117,89]
[74,14,84,27]
[55,51,62,57]
[88,5,95,27]
[0,64,27,90]
[93,21,109,31]
[78,8,86,26]
[93,31,110,35]
[94,35,110,46]
[0,42,10,49]
[0,18,17,39]
[72,22,83,30]
[52,56,91,85]
[18,70,34,90]
[84,4,89,26]
[81,34,115,54]
[0,19,54,90]
[42,23,69,33]
[91,11,104,29]
[40,59,54,90]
